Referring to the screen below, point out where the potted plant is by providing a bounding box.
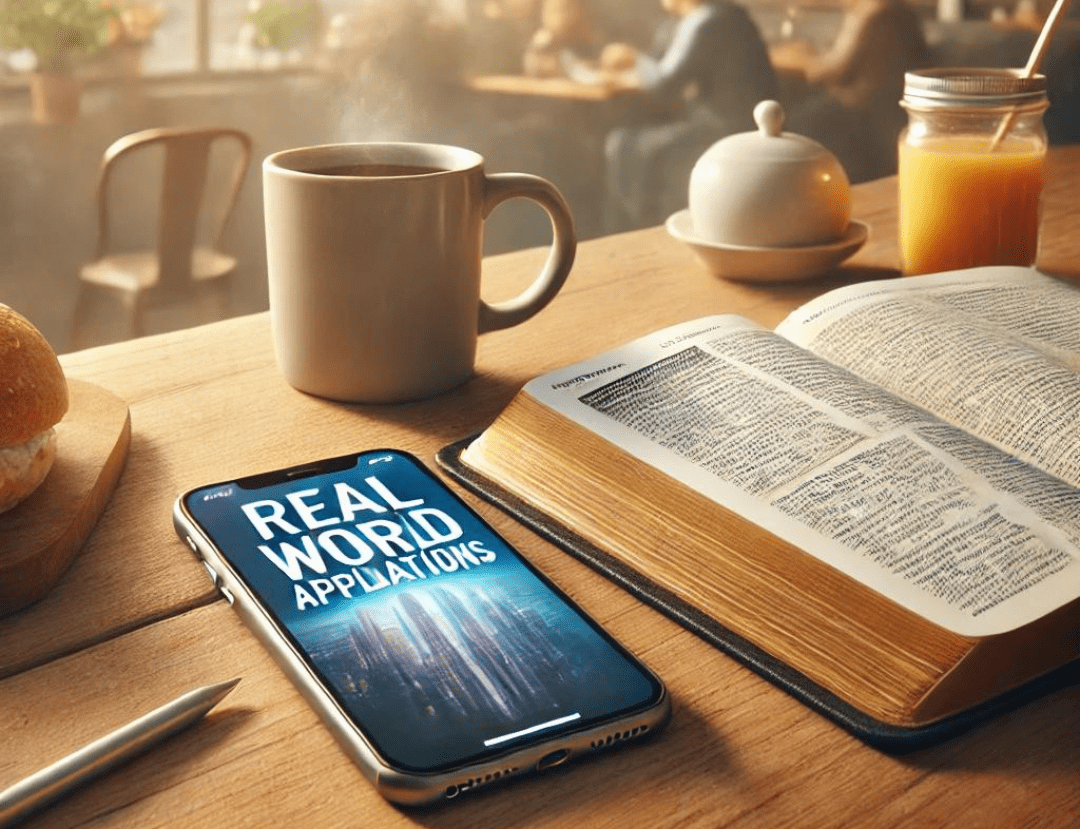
[243,0,320,64]
[95,0,163,76]
[0,0,118,123]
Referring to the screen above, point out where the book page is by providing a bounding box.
[776,267,1080,488]
[522,315,1080,638]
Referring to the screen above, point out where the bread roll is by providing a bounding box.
[0,305,68,513]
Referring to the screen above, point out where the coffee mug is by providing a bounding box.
[263,142,577,403]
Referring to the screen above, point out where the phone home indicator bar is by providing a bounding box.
[483,713,582,747]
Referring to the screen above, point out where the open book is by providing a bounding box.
[438,266,1080,748]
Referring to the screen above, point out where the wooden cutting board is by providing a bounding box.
[0,379,131,617]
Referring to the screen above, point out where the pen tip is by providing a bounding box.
[207,677,242,704]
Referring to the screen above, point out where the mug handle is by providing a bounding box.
[477,173,577,333]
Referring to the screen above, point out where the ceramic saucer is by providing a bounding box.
[666,209,869,283]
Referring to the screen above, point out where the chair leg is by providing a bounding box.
[193,278,231,328]
[69,287,95,351]
[129,290,149,340]
[69,285,140,349]
[71,277,233,348]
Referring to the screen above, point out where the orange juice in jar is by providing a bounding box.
[898,69,1048,276]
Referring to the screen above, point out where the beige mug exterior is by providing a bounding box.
[263,142,576,403]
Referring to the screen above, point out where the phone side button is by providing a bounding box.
[199,561,235,605]
[218,584,236,605]
[201,561,219,587]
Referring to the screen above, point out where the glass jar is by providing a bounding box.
[898,68,1048,276]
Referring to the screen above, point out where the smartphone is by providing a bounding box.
[173,449,669,806]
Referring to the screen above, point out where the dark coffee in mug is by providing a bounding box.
[308,163,445,178]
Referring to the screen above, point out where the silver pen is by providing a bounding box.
[0,677,241,828]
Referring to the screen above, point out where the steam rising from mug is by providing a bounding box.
[263,143,576,404]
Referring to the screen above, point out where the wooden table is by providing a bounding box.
[467,74,631,102]
[2,147,1078,829]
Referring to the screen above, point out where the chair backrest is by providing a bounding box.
[92,126,253,292]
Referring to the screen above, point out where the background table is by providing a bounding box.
[2,148,1078,829]
[462,73,654,244]
[467,74,633,102]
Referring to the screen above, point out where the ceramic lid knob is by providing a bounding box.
[755,99,785,136]
[688,100,852,248]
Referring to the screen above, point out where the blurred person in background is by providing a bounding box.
[777,0,927,181]
[564,0,778,230]
[464,0,542,73]
[523,0,601,76]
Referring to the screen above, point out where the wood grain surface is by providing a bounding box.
[0,379,130,616]
[0,148,1077,829]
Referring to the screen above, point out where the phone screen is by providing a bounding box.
[182,450,664,774]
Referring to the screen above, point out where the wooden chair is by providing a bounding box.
[72,126,253,348]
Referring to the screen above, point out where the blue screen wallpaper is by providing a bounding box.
[184,451,659,772]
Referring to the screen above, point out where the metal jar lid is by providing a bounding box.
[902,67,1047,107]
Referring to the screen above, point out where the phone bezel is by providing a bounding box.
[173,449,670,805]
